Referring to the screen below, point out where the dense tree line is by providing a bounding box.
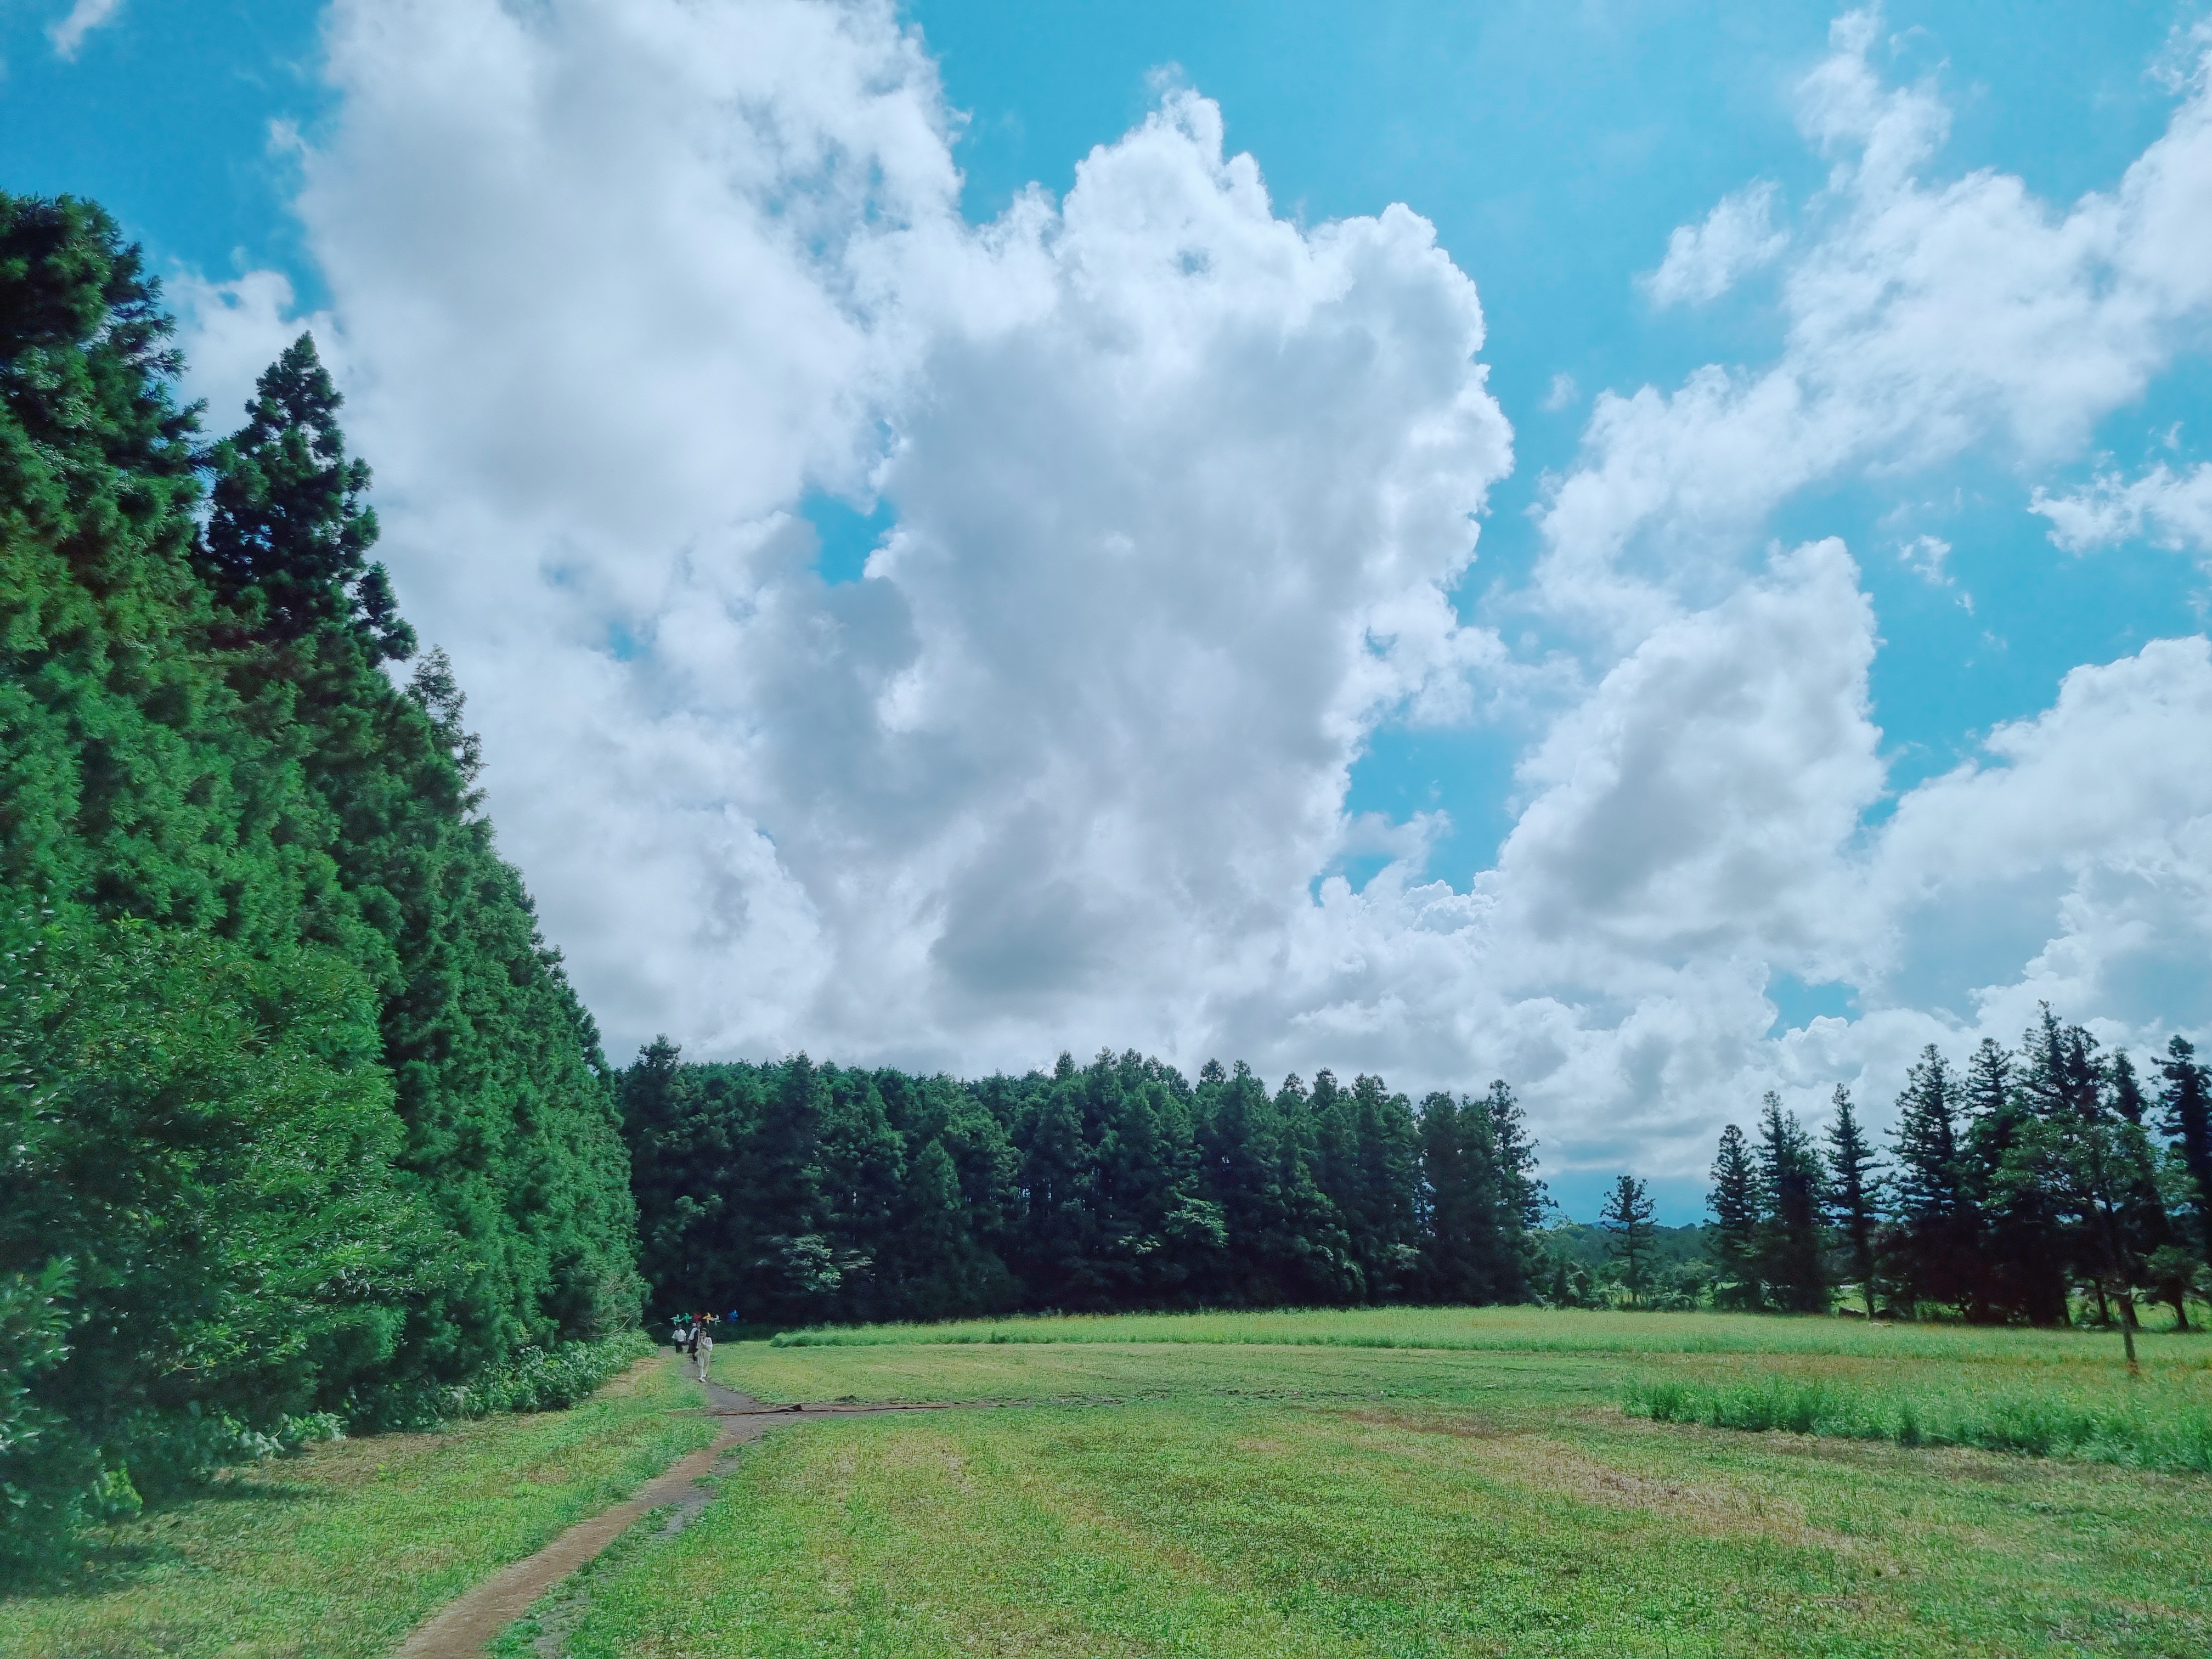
[621,1045,1545,1327]
[1701,1010,2212,1335]
[0,194,640,1565]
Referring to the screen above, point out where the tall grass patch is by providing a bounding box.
[1624,1365,2212,1474]
[767,1304,2210,1366]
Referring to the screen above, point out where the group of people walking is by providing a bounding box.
[671,1310,735,1381]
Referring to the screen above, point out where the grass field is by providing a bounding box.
[3,1310,2207,1657]
[541,1308,2212,1658]
[0,1355,713,1659]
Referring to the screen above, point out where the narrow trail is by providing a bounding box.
[391,1356,995,1658]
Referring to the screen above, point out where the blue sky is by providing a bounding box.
[11,1,2211,1218]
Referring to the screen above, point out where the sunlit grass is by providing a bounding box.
[767,1302,2207,1365]
[550,1319,2212,1657]
[1626,1367,2212,1473]
[742,1306,2212,1479]
[0,1355,712,1659]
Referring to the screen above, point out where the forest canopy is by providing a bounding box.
[622,1045,1545,1328]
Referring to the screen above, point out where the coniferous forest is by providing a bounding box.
[0,196,640,1564]
[620,1046,1544,1328]
[1695,1012,2212,1342]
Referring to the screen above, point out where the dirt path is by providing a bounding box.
[391,1358,995,1658]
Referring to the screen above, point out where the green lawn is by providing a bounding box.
[539,1308,2212,1658]
[0,1354,713,1659]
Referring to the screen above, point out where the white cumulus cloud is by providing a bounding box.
[1540,7,2212,637]
[180,0,2212,1186]
[2032,461,2212,563]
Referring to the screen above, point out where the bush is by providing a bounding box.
[351,1330,659,1431]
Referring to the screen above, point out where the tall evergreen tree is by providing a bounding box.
[1889,1045,1977,1315]
[1707,1124,1760,1310]
[2104,1050,2185,1328]
[1601,1176,1657,1307]
[1754,1092,1828,1312]
[1824,1086,1880,1317]
[0,195,640,1564]
[199,334,413,660]
[1482,1081,1545,1302]
[2045,1027,2154,1367]
[1960,1035,2066,1324]
[2163,1037,2212,1271]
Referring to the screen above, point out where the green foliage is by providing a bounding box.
[0,190,641,1566]
[625,1046,1544,1326]
[1822,1086,1880,1317]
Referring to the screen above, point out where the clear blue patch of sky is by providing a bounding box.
[801,489,897,585]
[1766,972,1857,1036]
[1545,1169,1707,1229]
[1,1,334,306]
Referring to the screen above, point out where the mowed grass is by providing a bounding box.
[0,1354,713,1659]
[754,1307,2212,1475]
[538,1309,2212,1657]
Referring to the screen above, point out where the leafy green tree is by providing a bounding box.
[0,192,643,1562]
[1960,1036,2066,1325]
[1418,1087,1540,1304]
[2104,1049,2186,1328]
[2045,1041,2155,1370]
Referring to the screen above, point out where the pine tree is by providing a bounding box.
[1824,1086,1880,1317]
[2162,1037,2212,1272]
[1889,1045,1976,1315]
[200,334,414,661]
[1960,1035,2066,1324]
[1,195,640,1561]
[2046,1027,2154,1368]
[1755,1092,1829,1312]
[2104,1050,2185,1328]
[1482,1081,1545,1302]
[1707,1124,1760,1309]
[1601,1176,1657,1307]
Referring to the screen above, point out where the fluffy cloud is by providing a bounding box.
[2032,461,2212,563]
[1644,182,1788,307]
[184,0,2212,1186]
[171,270,337,434]
[1868,638,2212,1041]
[252,0,1511,1080]
[1539,8,2212,635]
